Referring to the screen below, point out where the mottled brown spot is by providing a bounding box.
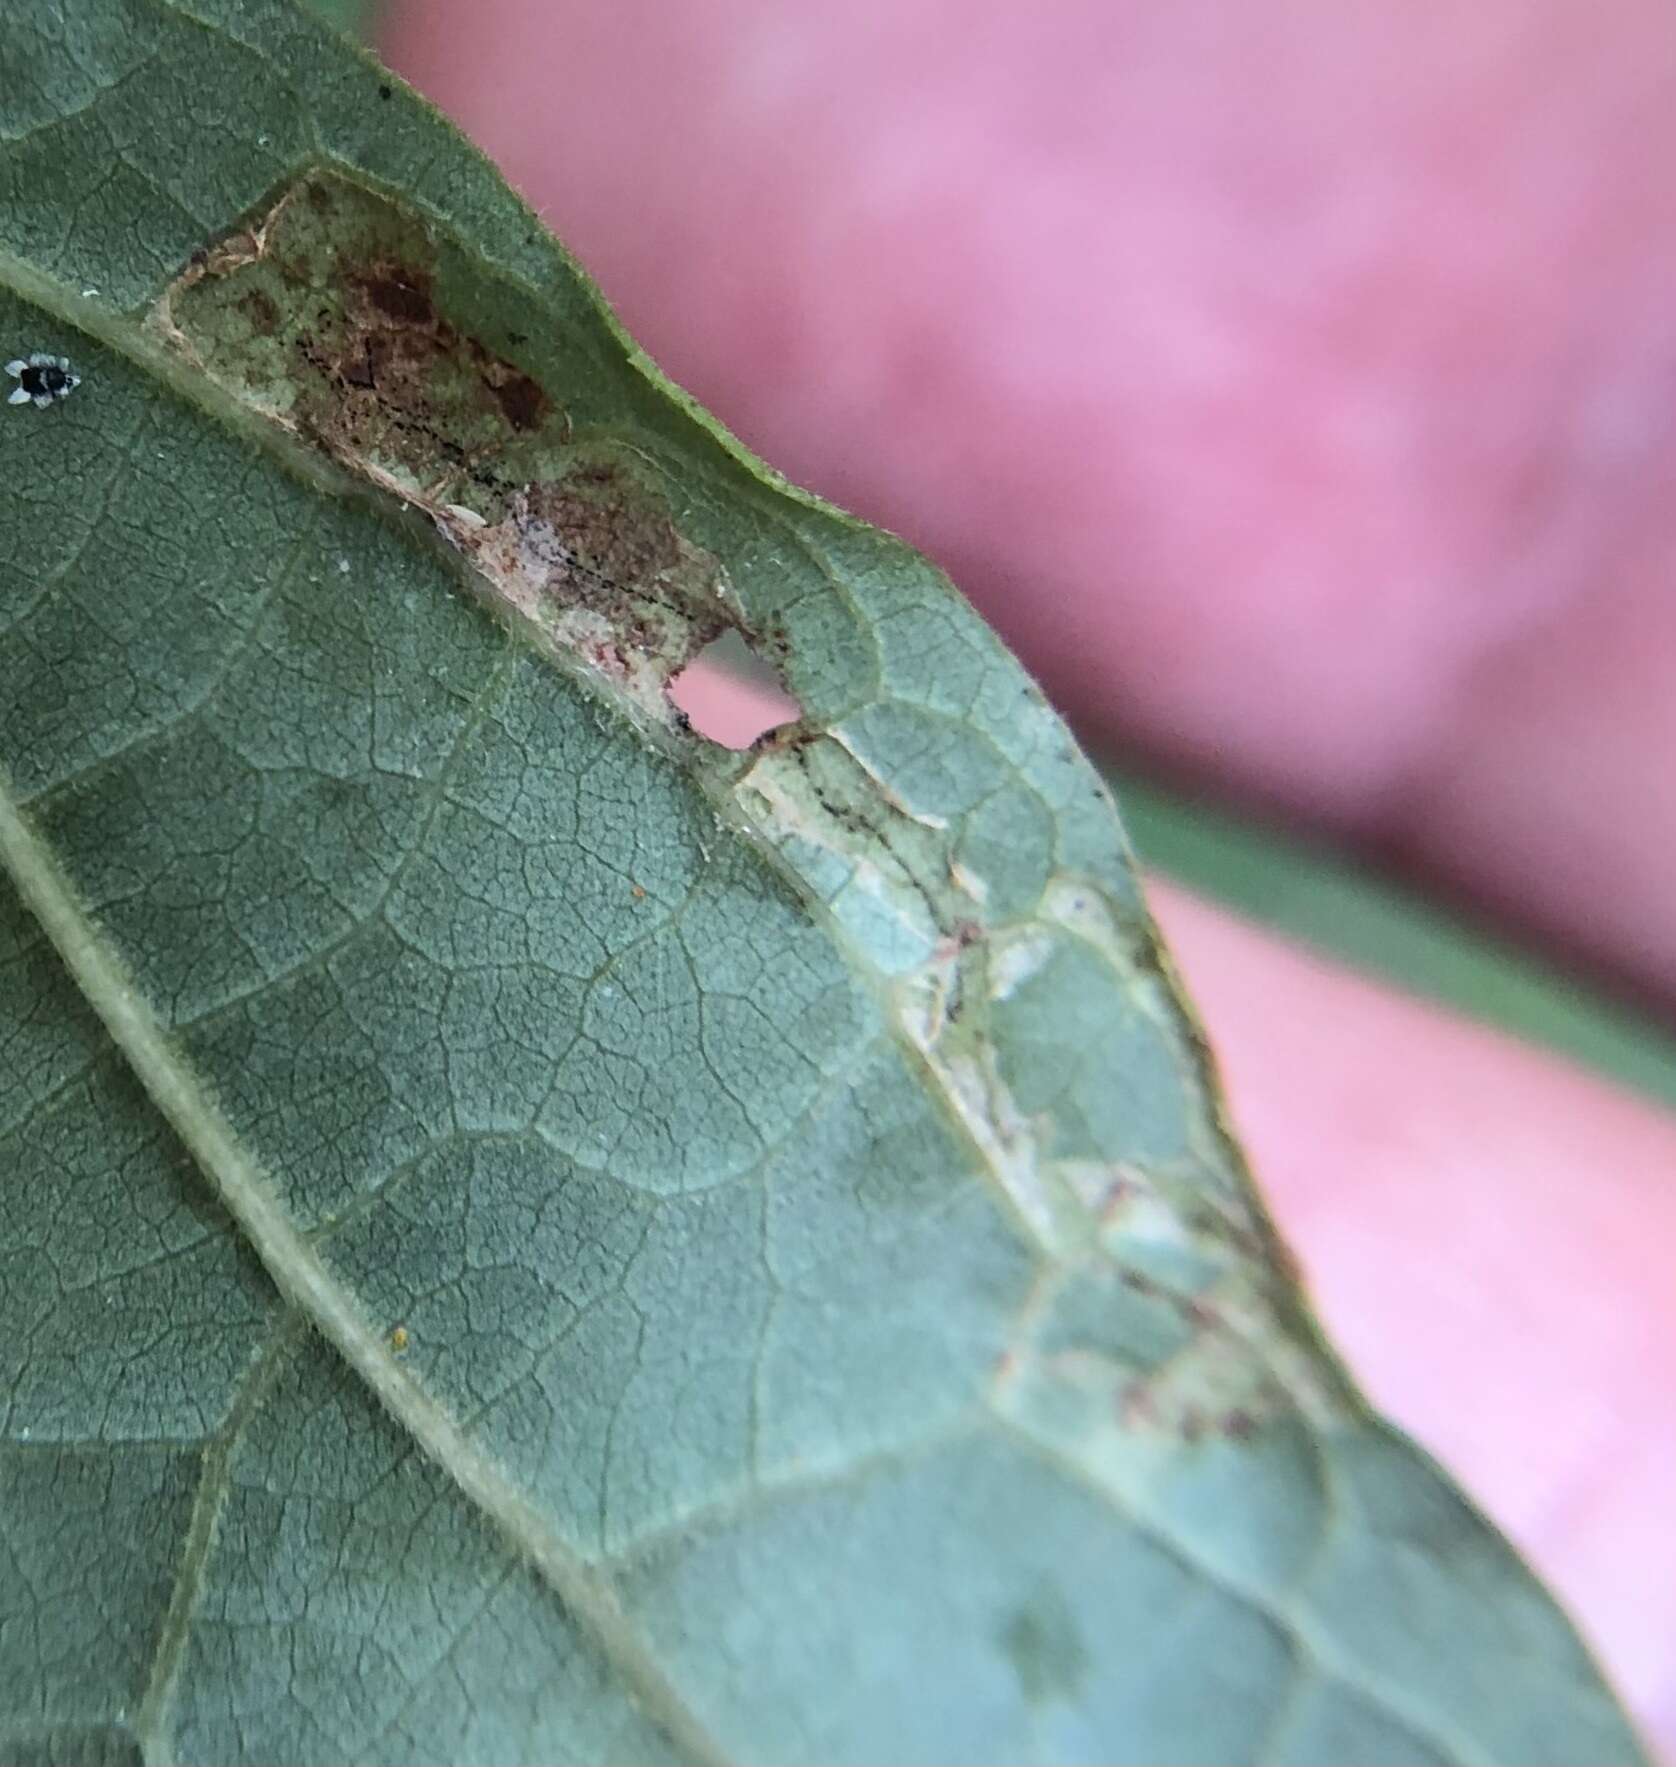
[238,288,279,335]
[515,470,685,591]
[1270,1229,1306,1289]
[487,370,547,432]
[1098,1176,1135,1222]
[1001,1593,1089,1709]
[1119,1382,1155,1427]
[339,341,377,390]
[361,266,434,326]
[1184,1297,1220,1329]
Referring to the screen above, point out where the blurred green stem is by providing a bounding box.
[1109,766,1676,1117]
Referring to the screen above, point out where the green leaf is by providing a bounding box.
[298,0,373,41]
[0,4,1640,1763]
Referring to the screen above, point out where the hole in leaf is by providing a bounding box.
[669,628,801,749]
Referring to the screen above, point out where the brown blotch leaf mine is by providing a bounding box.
[150,168,745,727]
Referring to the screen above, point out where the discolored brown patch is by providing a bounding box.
[488,370,546,433]
[516,468,683,586]
[359,266,435,326]
[152,168,740,729]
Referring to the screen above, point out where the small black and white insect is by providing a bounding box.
[6,353,81,408]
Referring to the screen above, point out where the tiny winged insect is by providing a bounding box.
[6,353,80,408]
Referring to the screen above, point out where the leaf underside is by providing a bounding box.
[0,3,1641,1763]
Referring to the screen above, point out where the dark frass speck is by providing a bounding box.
[6,353,80,408]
